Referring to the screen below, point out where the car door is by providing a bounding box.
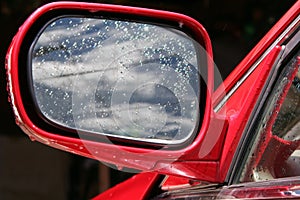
[148,9,300,200]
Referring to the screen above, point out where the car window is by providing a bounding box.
[272,69,300,140]
[239,49,300,182]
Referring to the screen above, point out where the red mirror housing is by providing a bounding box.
[5,1,226,182]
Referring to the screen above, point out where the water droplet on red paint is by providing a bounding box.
[15,119,20,125]
[29,135,36,142]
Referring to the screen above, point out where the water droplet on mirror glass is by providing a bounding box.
[116,165,123,171]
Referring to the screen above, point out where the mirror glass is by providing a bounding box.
[31,17,202,145]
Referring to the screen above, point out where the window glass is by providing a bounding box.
[240,50,300,182]
[272,70,300,140]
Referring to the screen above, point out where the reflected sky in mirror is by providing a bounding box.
[32,17,201,144]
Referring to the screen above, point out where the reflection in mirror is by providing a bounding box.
[31,17,202,145]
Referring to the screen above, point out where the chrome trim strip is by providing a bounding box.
[214,15,300,112]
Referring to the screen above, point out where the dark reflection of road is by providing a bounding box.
[32,17,201,144]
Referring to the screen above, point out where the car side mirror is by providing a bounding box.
[32,16,203,146]
[6,2,225,181]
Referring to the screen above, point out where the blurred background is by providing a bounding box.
[0,0,296,199]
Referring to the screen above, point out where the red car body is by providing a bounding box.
[5,1,300,199]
